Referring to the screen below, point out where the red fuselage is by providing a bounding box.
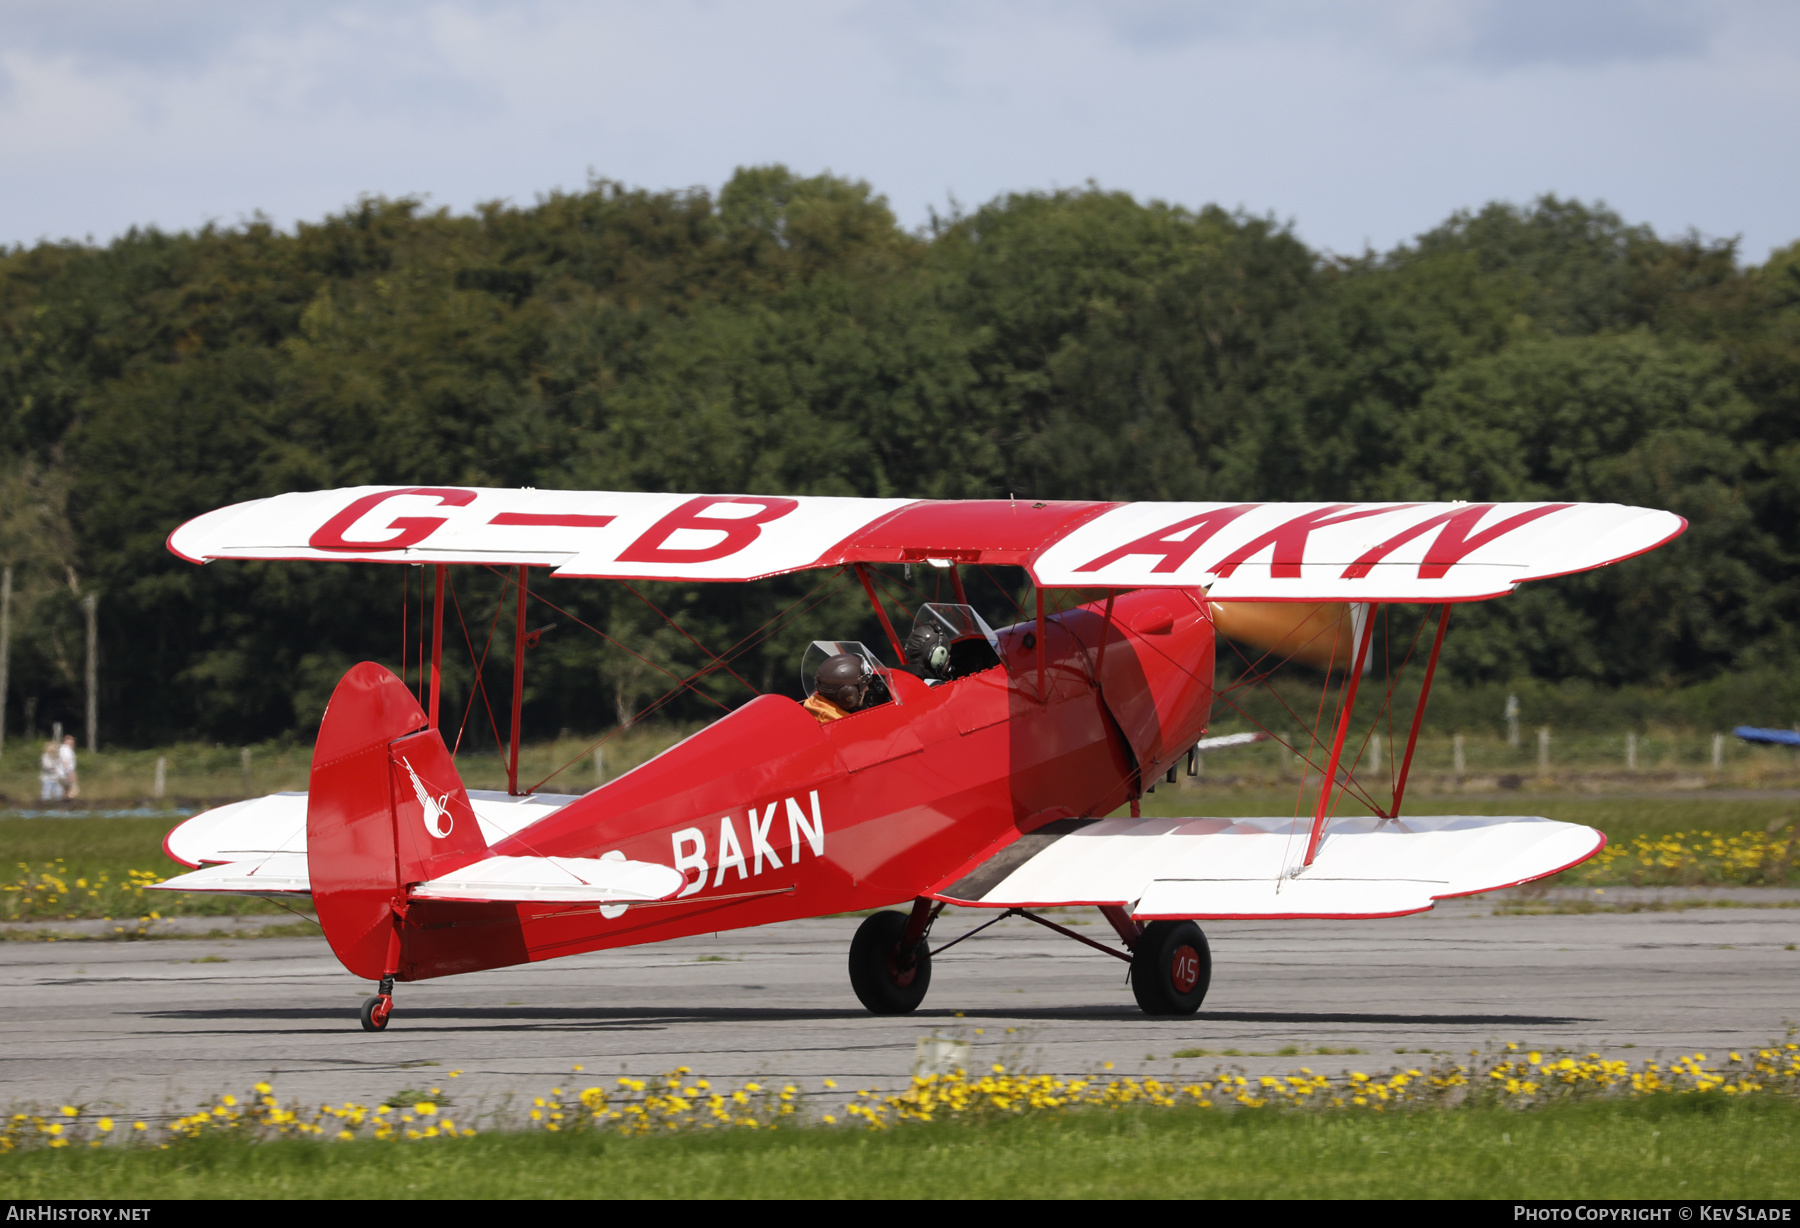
[394,587,1216,981]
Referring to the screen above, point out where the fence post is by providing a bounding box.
[154,756,165,800]
[1626,732,1638,771]
[1712,733,1724,771]
[594,748,604,786]
[0,565,10,762]
[1537,727,1551,774]
[1370,732,1382,778]
[1452,733,1466,780]
[241,747,252,798]
[81,593,97,753]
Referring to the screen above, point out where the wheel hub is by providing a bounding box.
[887,947,919,987]
[1170,945,1201,994]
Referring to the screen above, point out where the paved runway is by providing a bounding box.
[4,897,1798,1121]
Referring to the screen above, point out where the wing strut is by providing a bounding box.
[1094,591,1116,675]
[508,565,528,795]
[1302,604,1375,866]
[854,563,906,661]
[1388,603,1451,820]
[1035,590,1047,704]
[428,564,445,729]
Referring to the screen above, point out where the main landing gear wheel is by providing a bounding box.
[1130,920,1211,1016]
[360,994,393,1032]
[848,910,932,1014]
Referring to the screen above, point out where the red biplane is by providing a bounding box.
[152,489,1683,1029]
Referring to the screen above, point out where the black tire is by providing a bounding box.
[848,910,932,1014]
[359,995,391,1032]
[1130,920,1211,1016]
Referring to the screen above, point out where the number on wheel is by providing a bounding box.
[1130,920,1211,1015]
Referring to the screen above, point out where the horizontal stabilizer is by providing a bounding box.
[162,789,586,868]
[409,854,684,904]
[151,849,681,906]
[151,853,311,897]
[931,814,1602,919]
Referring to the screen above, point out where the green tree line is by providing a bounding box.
[1,167,1797,750]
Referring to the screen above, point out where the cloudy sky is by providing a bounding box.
[2,0,1796,261]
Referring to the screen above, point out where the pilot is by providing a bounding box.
[804,653,873,723]
[899,619,953,683]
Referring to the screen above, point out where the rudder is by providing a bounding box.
[308,662,488,981]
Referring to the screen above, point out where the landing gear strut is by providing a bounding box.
[360,976,395,1032]
[847,904,1211,1017]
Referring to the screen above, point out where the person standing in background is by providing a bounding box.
[57,734,78,799]
[39,741,61,801]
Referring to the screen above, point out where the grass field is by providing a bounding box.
[0,816,289,920]
[1132,791,1800,890]
[1,1096,1792,1199]
[1133,788,1800,837]
[3,723,1800,807]
[3,788,1796,924]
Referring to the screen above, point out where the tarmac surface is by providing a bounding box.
[4,892,1798,1122]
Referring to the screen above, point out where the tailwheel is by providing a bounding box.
[848,910,932,1014]
[360,993,394,1032]
[1130,920,1211,1016]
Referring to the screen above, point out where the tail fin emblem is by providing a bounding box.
[400,756,454,838]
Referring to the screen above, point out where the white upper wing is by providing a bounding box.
[168,486,913,582]
[1028,501,1684,600]
[168,488,1683,599]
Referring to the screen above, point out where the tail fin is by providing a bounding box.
[308,662,488,981]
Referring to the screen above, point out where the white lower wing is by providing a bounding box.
[930,814,1602,919]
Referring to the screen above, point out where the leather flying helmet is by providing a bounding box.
[815,653,872,710]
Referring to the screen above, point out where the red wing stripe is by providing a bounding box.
[489,513,617,528]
